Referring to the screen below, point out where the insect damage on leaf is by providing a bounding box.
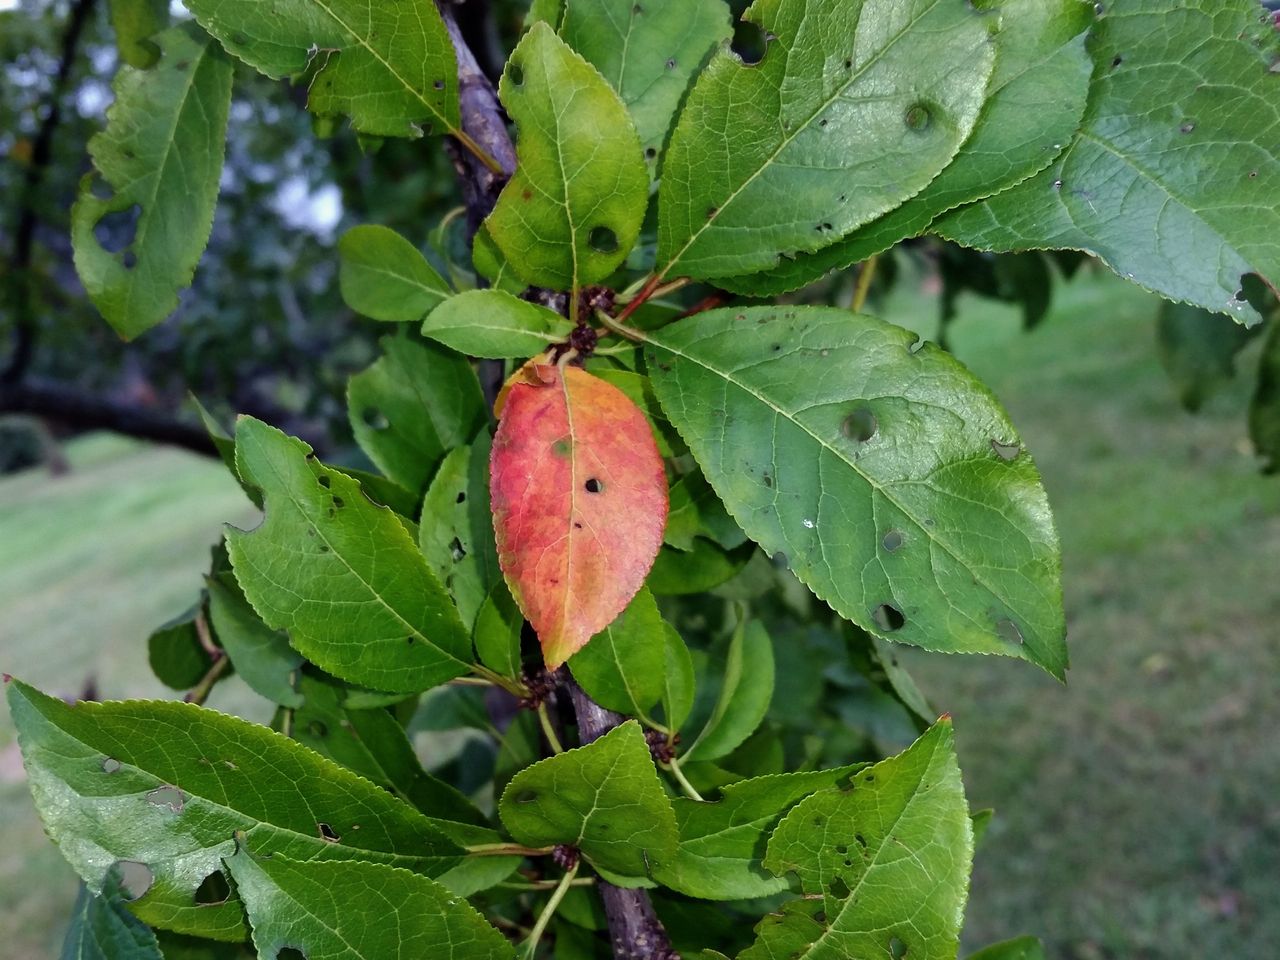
[491,363,667,667]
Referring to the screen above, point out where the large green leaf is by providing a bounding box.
[646,306,1066,678]
[651,766,861,900]
[498,721,677,876]
[205,575,303,708]
[422,290,575,359]
[936,0,1280,324]
[61,872,163,960]
[338,225,450,322]
[70,22,231,339]
[347,336,486,494]
[723,0,1094,296]
[655,0,996,281]
[559,0,731,171]
[683,617,774,763]
[183,0,461,140]
[6,680,461,942]
[226,417,471,694]
[485,23,649,290]
[746,721,971,960]
[226,846,512,960]
[568,587,667,719]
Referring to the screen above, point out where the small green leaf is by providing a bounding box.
[348,336,486,494]
[1157,301,1258,412]
[665,471,746,552]
[147,602,214,691]
[486,23,649,290]
[560,0,731,170]
[184,0,462,140]
[683,617,774,763]
[71,23,231,339]
[569,587,667,719]
[339,225,451,322]
[473,583,524,679]
[6,680,461,942]
[61,871,163,960]
[226,845,512,960]
[656,0,996,280]
[660,625,696,731]
[205,575,303,708]
[967,936,1047,960]
[1252,320,1280,474]
[226,417,471,694]
[971,807,995,846]
[107,0,169,69]
[422,289,575,358]
[647,306,1067,678]
[499,721,677,876]
[191,397,262,509]
[646,540,754,596]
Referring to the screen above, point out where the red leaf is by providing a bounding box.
[491,363,668,667]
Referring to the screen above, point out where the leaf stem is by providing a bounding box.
[594,309,646,344]
[454,129,504,175]
[465,842,556,857]
[537,703,565,754]
[473,663,527,696]
[498,876,596,892]
[850,254,879,313]
[665,756,704,802]
[524,861,579,959]
[615,274,664,323]
[184,654,229,707]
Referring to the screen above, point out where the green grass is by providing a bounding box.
[1,270,1277,958]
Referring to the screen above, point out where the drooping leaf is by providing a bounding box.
[568,587,667,719]
[347,336,486,494]
[664,470,746,552]
[205,575,303,708]
[722,0,1093,295]
[70,22,231,339]
[419,434,499,629]
[967,936,1047,960]
[656,0,997,281]
[1252,320,1280,474]
[183,0,462,141]
[683,617,774,763]
[559,0,732,170]
[485,23,650,290]
[660,625,696,731]
[936,0,1280,324]
[651,766,862,900]
[147,601,215,691]
[338,225,451,322]
[107,0,169,69]
[6,680,461,942]
[491,363,667,667]
[226,417,471,694]
[498,721,677,876]
[191,396,263,509]
[746,721,971,960]
[422,289,576,358]
[472,582,525,679]
[646,306,1067,678]
[1156,300,1258,411]
[61,871,163,960]
[646,540,754,596]
[225,845,512,960]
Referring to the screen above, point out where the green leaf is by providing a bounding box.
[722,0,1093,295]
[559,0,731,170]
[967,936,1047,960]
[664,470,746,552]
[61,872,163,960]
[473,582,524,679]
[71,23,231,339]
[656,0,997,280]
[752,721,972,960]
[422,289,575,358]
[936,0,1280,324]
[205,575,304,708]
[6,679,462,941]
[226,417,471,694]
[651,766,862,900]
[338,225,451,322]
[1157,301,1257,412]
[192,397,263,509]
[147,601,214,690]
[683,616,774,763]
[569,587,667,719]
[226,845,512,960]
[183,0,461,140]
[348,336,486,494]
[486,22,649,290]
[498,721,677,876]
[660,625,695,731]
[419,434,499,629]
[107,0,169,69]
[971,808,995,846]
[646,306,1067,678]
[1252,320,1280,474]
[646,540,754,595]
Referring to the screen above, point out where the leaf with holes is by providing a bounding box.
[183,0,463,141]
[225,844,512,960]
[746,721,971,960]
[70,22,231,339]
[205,575,304,708]
[568,586,667,719]
[655,0,996,281]
[936,0,1280,324]
[560,0,731,172]
[348,336,486,495]
[485,23,649,290]
[61,871,164,960]
[339,225,451,322]
[721,0,1094,296]
[422,289,575,359]
[6,679,461,942]
[647,306,1066,678]
[491,363,667,667]
[226,417,471,694]
[498,721,677,877]
[683,616,774,763]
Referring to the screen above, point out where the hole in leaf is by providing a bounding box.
[508,62,524,86]
[121,251,138,270]
[584,478,603,493]
[904,102,932,132]
[102,757,121,773]
[146,785,184,813]
[889,937,908,958]
[114,861,154,901]
[89,176,114,201]
[362,408,389,430]
[308,720,328,737]
[93,203,141,253]
[588,226,618,253]
[276,949,307,960]
[731,20,769,64]
[1180,120,1195,134]
[331,495,345,509]
[872,604,905,632]
[990,439,1021,460]
[317,822,340,842]
[665,57,676,69]
[515,790,538,804]
[855,833,867,847]
[882,530,904,552]
[828,875,851,900]
[432,78,445,90]
[317,475,330,488]
[455,491,466,504]
[841,407,877,443]
[194,869,231,905]
[645,147,657,160]
[450,537,467,561]
[996,619,1024,645]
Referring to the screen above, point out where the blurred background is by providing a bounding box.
[2,0,1278,958]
